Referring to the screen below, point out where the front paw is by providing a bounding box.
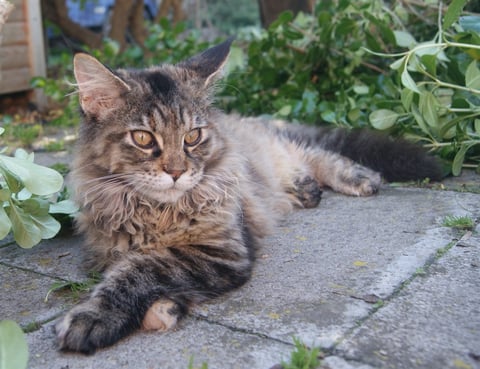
[339,165,382,196]
[56,304,114,354]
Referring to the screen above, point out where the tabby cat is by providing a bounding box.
[56,39,442,353]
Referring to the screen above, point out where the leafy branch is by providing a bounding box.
[0,128,77,248]
[367,0,480,175]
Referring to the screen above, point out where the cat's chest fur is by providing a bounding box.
[127,201,239,250]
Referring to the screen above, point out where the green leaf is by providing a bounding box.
[277,105,292,116]
[443,0,468,29]
[0,320,29,369]
[394,30,416,48]
[0,165,23,193]
[31,213,61,240]
[353,84,369,95]
[0,207,12,240]
[401,88,414,110]
[14,149,34,162]
[0,154,63,196]
[20,198,50,216]
[452,143,474,176]
[401,69,420,93]
[419,91,438,127]
[390,56,406,71]
[460,15,480,32]
[411,103,431,136]
[49,199,79,214]
[369,109,399,130]
[0,188,10,202]
[465,60,480,90]
[420,54,437,75]
[475,119,480,135]
[6,203,42,248]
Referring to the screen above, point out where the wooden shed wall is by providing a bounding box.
[0,0,46,99]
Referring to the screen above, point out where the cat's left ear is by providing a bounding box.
[178,37,234,86]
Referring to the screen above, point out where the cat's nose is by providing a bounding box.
[163,166,186,181]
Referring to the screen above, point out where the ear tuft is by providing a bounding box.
[178,37,234,86]
[73,53,131,119]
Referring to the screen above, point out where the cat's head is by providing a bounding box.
[73,39,233,204]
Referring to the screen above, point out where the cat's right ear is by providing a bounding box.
[73,53,131,119]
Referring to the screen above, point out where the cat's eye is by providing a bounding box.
[184,128,202,147]
[131,130,155,149]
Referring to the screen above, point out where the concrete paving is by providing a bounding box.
[1,168,479,369]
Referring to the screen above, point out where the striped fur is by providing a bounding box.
[56,39,442,354]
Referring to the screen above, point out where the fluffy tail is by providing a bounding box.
[287,126,443,182]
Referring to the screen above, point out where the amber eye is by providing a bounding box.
[131,130,155,149]
[184,128,202,147]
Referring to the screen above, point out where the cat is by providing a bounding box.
[55,38,442,354]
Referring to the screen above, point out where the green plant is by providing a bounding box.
[0,128,78,248]
[44,140,65,152]
[0,320,28,369]
[45,273,101,303]
[220,0,479,175]
[220,0,401,124]
[368,0,480,175]
[281,337,321,369]
[187,357,209,369]
[442,214,475,230]
[12,124,42,147]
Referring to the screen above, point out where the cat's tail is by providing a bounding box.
[288,126,444,182]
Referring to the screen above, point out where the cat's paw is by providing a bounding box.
[56,304,116,354]
[336,165,382,196]
[292,176,322,208]
[142,299,180,331]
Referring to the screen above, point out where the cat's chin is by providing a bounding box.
[145,188,187,204]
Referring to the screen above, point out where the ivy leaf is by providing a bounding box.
[0,320,29,369]
[465,60,480,90]
[369,109,399,130]
[0,154,63,196]
[443,0,468,29]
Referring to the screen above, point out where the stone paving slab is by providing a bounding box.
[195,188,478,349]
[334,227,480,369]
[0,183,478,369]
[0,264,68,328]
[27,318,293,369]
[0,235,87,282]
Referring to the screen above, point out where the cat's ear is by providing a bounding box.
[73,53,131,118]
[178,37,234,86]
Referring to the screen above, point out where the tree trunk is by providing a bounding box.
[41,0,102,49]
[130,0,146,46]
[109,0,135,50]
[155,0,185,23]
[257,0,314,28]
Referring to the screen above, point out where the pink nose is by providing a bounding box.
[163,166,186,181]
